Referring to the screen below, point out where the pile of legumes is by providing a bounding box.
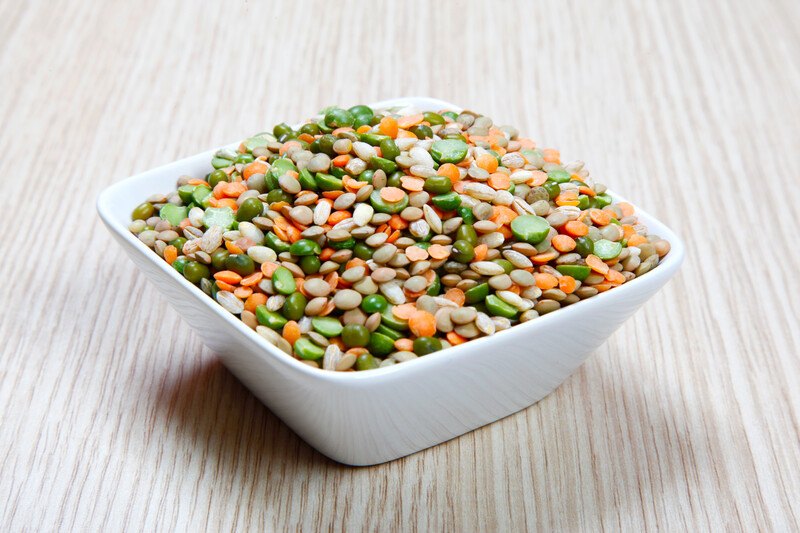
[130,104,670,371]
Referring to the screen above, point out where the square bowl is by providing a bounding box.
[97,97,685,465]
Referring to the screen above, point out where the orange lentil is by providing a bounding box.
[551,234,576,252]
[272,224,290,242]
[380,187,405,203]
[559,276,577,294]
[490,205,518,226]
[589,208,612,226]
[564,220,590,237]
[279,140,301,156]
[622,224,636,239]
[555,190,580,207]
[476,153,499,173]
[213,180,248,199]
[163,245,178,265]
[528,170,548,186]
[408,310,436,337]
[444,288,466,307]
[282,321,301,346]
[498,225,513,239]
[393,303,418,320]
[473,244,488,262]
[531,250,559,264]
[585,254,610,275]
[260,261,280,278]
[394,338,414,352]
[284,225,302,243]
[297,133,316,144]
[437,163,461,183]
[487,172,511,190]
[345,258,367,270]
[240,271,263,286]
[327,210,351,225]
[617,202,635,218]
[542,148,560,164]
[534,273,559,290]
[397,113,424,129]
[216,280,236,292]
[320,299,337,316]
[627,234,648,247]
[605,269,626,285]
[234,286,253,299]
[428,244,450,260]
[243,161,268,180]
[400,176,425,191]
[446,332,467,345]
[378,116,399,138]
[325,271,339,292]
[332,154,351,167]
[212,198,239,211]
[405,246,429,262]
[342,176,369,190]
[388,214,409,230]
[214,270,242,284]
[244,293,267,313]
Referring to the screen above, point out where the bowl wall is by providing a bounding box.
[98,97,684,465]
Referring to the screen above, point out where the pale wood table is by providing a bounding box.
[1,0,798,530]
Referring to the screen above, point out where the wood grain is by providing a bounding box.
[1,0,798,530]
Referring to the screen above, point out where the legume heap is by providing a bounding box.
[130,105,670,371]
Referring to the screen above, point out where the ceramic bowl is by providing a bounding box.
[97,97,684,465]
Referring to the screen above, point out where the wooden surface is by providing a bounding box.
[1,0,798,530]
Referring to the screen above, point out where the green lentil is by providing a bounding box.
[294,337,325,360]
[290,239,322,256]
[593,239,623,260]
[511,215,550,245]
[413,336,442,356]
[256,306,288,329]
[423,175,453,195]
[283,292,308,321]
[272,266,296,295]
[368,332,394,356]
[236,197,263,222]
[485,295,519,319]
[299,255,321,274]
[465,283,489,304]
[312,316,344,337]
[452,240,475,262]
[225,254,255,276]
[355,352,380,370]
[430,139,468,163]
[361,294,388,313]
[342,324,371,347]
[183,261,209,284]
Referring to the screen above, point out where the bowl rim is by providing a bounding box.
[97,96,685,384]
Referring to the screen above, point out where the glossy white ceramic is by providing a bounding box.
[97,97,684,465]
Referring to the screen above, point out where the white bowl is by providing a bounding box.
[97,97,684,466]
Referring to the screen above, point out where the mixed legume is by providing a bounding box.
[130,104,671,371]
